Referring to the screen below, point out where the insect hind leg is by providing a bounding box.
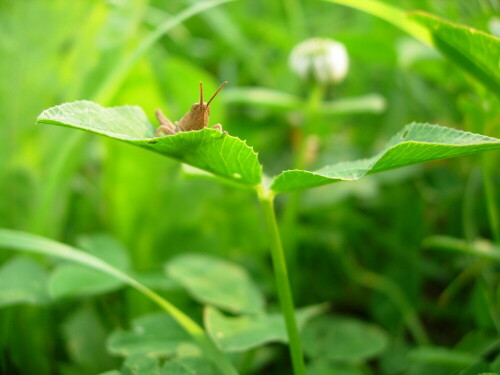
[155,109,177,136]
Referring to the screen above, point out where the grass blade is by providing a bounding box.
[0,229,239,375]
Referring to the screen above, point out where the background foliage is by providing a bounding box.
[0,0,499,374]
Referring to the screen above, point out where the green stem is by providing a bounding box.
[438,260,488,306]
[258,188,307,375]
[135,283,239,375]
[281,0,306,40]
[282,83,325,257]
[482,153,500,244]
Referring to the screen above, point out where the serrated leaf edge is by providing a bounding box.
[271,123,500,193]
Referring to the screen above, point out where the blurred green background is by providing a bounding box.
[1,0,499,374]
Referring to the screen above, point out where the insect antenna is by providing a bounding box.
[206,81,228,106]
[199,82,203,105]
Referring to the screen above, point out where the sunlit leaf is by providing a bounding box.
[37,101,262,186]
[271,123,500,193]
[302,316,388,361]
[165,253,265,314]
[0,256,50,307]
[204,304,327,351]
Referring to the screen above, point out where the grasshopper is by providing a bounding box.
[155,81,227,137]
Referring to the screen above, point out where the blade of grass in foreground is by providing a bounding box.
[0,229,239,375]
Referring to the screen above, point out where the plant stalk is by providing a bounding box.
[482,153,500,244]
[281,0,306,41]
[134,284,239,375]
[282,83,325,262]
[258,188,307,375]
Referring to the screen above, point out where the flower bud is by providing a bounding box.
[488,16,500,37]
[289,38,349,84]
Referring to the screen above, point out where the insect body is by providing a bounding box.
[155,81,227,137]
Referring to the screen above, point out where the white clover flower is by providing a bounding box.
[488,16,500,37]
[289,38,349,84]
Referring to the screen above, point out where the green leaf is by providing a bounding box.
[408,12,500,97]
[49,234,130,298]
[326,0,432,45]
[78,235,131,269]
[107,313,192,357]
[271,123,500,193]
[0,256,50,307]
[166,253,265,314]
[36,101,262,186]
[204,304,327,351]
[50,265,125,299]
[302,316,388,361]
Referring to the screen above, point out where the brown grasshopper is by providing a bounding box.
[154,81,227,137]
